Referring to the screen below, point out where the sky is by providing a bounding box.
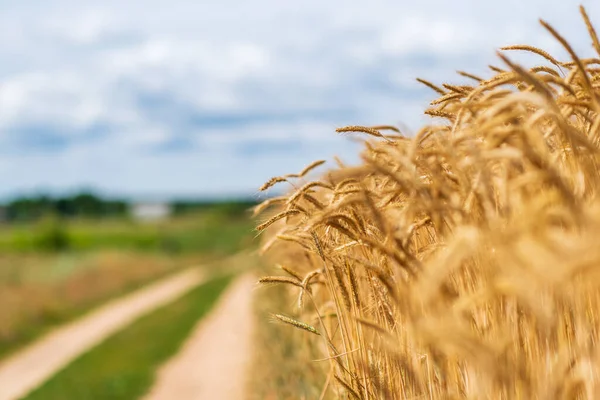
[0,0,599,200]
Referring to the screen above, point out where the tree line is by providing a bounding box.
[2,192,257,222]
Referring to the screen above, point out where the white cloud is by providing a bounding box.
[0,0,599,198]
[45,8,117,45]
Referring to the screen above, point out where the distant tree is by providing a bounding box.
[5,192,129,222]
[55,198,76,217]
[3,192,253,222]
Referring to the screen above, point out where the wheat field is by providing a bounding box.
[255,6,600,399]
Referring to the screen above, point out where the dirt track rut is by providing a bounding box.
[143,273,255,400]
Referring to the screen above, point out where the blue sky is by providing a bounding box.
[0,0,599,200]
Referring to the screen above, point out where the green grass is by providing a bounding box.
[0,203,256,363]
[24,274,233,400]
[0,208,255,255]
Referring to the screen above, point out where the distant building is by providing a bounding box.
[131,202,172,222]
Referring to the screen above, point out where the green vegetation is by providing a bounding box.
[0,207,255,254]
[0,203,255,358]
[171,199,257,217]
[24,274,232,400]
[5,192,128,221]
[3,190,257,223]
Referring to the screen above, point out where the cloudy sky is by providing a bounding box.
[0,0,598,200]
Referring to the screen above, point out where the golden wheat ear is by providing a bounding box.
[335,125,393,143]
[539,19,594,92]
[259,176,288,191]
[252,196,287,217]
[369,125,401,133]
[278,264,303,280]
[457,70,483,82]
[270,313,321,336]
[500,44,563,67]
[256,209,301,231]
[284,159,326,179]
[580,5,600,57]
[415,77,446,94]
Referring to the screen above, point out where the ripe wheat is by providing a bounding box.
[257,6,600,399]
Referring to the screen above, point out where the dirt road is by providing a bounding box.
[0,268,206,400]
[143,273,255,400]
